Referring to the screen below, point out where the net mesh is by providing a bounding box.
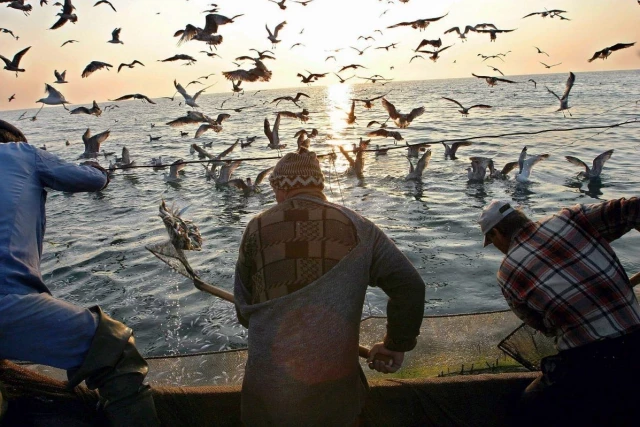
[21,311,558,387]
[146,242,194,280]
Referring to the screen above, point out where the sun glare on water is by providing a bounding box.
[325,83,355,142]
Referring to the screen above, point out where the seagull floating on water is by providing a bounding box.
[405,150,431,181]
[228,167,275,196]
[565,149,613,181]
[441,141,472,159]
[80,128,110,158]
[515,146,550,183]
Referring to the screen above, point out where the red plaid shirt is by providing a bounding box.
[498,198,640,351]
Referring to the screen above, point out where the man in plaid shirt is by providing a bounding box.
[479,197,640,426]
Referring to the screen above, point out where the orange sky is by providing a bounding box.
[1,0,638,111]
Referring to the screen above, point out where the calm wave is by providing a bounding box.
[2,69,639,356]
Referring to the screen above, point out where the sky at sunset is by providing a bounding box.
[0,0,638,111]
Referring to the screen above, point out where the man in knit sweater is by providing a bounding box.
[234,151,425,426]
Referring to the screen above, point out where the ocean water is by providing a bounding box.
[1,69,639,357]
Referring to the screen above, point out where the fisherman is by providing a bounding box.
[0,123,159,426]
[234,151,425,426]
[479,198,640,426]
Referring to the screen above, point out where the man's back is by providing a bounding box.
[0,143,106,295]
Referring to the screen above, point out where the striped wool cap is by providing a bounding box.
[269,151,324,190]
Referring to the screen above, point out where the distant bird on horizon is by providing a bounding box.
[565,149,614,181]
[486,65,504,76]
[61,39,78,47]
[381,98,424,128]
[442,97,492,116]
[587,42,635,62]
[0,46,31,77]
[545,71,575,117]
[54,69,67,83]
[94,0,116,12]
[534,46,549,56]
[540,61,562,69]
[8,94,15,102]
[82,61,112,78]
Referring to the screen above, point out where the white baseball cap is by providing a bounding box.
[478,200,515,247]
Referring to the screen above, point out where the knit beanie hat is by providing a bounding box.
[269,151,324,190]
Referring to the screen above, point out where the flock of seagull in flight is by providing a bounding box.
[0,0,638,193]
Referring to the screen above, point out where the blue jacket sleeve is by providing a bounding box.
[35,148,107,192]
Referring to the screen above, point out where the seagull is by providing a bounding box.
[93,0,116,12]
[70,100,102,116]
[381,98,424,128]
[467,157,492,181]
[61,40,78,47]
[175,79,213,108]
[268,0,287,10]
[478,54,504,62]
[515,146,549,183]
[366,120,387,128]
[475,28,516,42]
[350,46,371,56]
[338,144,365,179]
[334,73,355,83]
[405,149,431,181]
[164,159,186,182]
[565,149,613,181]
[7,0,33,15]
[534,46,549,56]
[222,58,272,83]
[406,141,430,158]
[346,101,357,124]
[444,26,476,42]
[0,28,18,39]
[81,128,110,158]
[351,92,389,109]
[387,13,449,31]
[416,45,453,62]
[108,28,123,44]
[367,128,403,142]
[409,55,424,63]
[217,104,256,113]
[545,71,575,117]
[588,42,635,62]
[338,64,367,73]
[266,21,287,48]
[8,94,15,102]
[540,61,562,69]
[472,73,517,86]
[297,71,327,84]
[201,51,222,58]
[290,43,305,50]
[82,61,112,78]
[441,141,472,159]
[489,160,519,179]
[0,46,30,77]
[117,60,144,72]
[271,92,310,107]
[376,43,398,51]
[442,97,492,116]
[522,9,567,19]
[0,119,27,143]
[116,147,135,169]
[174,13,243,46]
[211,160,242,186]
[194,114,230,138]
[528,79,537,88]
[34,84,70,118]
[148,134,161,142]
[228,167,275,196]
[160,54,197,65]
[414,39,442,51]
[54,69,67,83]
[110,93,156,104]
[50,0,77,29]
[265,113,286,151]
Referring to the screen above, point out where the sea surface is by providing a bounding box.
[1,70,639,357]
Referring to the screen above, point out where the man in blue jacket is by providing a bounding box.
[0,120,159,426]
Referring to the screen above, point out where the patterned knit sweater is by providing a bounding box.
[234,194,425,426]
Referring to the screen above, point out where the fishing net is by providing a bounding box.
[146,241,194,280]
[498,323,557,371]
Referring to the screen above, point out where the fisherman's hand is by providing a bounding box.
[367,342,404,374]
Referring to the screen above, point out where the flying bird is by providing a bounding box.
[565,149,614,181]
[160,54,197,65]
[34,83,70,118]
[164,159,186,182]
[442,97,491,116]
[94,0,116,12]
[475,28,516,42]
[50,0,77,30]
[417,45,453,62]
[110,93,156,104]
[471,73,517,86]
[0,46,31,77]
[264,113,286,151]
[61,40,79,47]
[367,128,403,142]
[350,46,371,56]
[195,114,230,138]
[268,0,287,10]
[8,94,15,102]
[441,141,472,160]
[175,79,213,108]
[444,26,476,41]
[174,13,243,46]
[486,65,504,76]
[266,21,287,48]
[81,61,112,78]
[351,92,389,109]
[107,28,123,44]
[381,98,424,128]
[334,73,355,83]
[414,39,441,51]
[228,167,275,196]
[522,9,567,19]
[117,60,144,72]
[271,92,310,107]
[540,61,562,69]
[545,71,575,117]
[534,46,549,56]
[81,128,111,158]
[587,42,635,62]
[0,28,18,39]
[387,13,449,31]
[70,100,102,116]
[338,64,367,73]
[54,69,67,83]
[222,58,272,82]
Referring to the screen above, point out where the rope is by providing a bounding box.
[108,118,640,171]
